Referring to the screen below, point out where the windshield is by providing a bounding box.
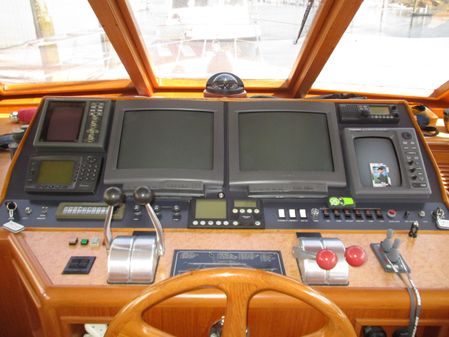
[128,0,322,81]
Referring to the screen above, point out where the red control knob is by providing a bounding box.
[345,245,367,267]
[316,249,338,270]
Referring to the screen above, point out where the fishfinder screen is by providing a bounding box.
[43,102,85,142]
[36,161,74,185]
[117,110,214,170]
[238,112,334,172]
[354,137,401,188]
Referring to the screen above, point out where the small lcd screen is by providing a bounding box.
[37,161,74,185]
[43,102,85,142]
[239,112,334,171]
[370,106,390,116]
[117,110,214,170]
[195,200,227,219]
[234,200,257,208]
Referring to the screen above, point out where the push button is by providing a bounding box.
[375,209,384,219]
[288,209,297,219]
[278,209,286,219]
[365,209,373,219]
[344,209,352,219]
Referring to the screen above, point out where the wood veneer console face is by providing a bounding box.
[15,230,449,289]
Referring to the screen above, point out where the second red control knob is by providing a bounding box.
[345,245,367,267]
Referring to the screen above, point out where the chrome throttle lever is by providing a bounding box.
[103,186,125,252]
[133,186,165,256]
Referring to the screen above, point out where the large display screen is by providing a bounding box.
[104,100,224,196]
[117,110,213,170]
[227,101,346,195]
[239,112,334,171]
[42,102,85,142]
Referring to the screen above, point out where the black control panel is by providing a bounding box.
[339,103,400,124]
[33,98,111,151]
[2,98,448,233]
[188,199,263,229]
[82,101,108,144]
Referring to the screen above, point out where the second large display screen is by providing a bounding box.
[239,112,334,171]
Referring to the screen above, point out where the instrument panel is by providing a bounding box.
[2,97,448,232]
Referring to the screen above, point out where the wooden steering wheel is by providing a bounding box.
[105,268,356,337]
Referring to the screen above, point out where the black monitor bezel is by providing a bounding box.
[104,99,224,196]
[343,127,432,199]
[228,100,346,196]
[33,97,111,151]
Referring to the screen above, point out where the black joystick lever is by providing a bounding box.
[133,186,165,256]
[103,187,125,251]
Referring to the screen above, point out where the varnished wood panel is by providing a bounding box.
[9,228,449,337]
[11,229,449,289]
[0,238,36,337]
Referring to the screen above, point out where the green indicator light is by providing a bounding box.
[342,197,355,207]
[328,197,340,206]
[327,197,356,208]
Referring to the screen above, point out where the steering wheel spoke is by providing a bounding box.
[220,285,256,337]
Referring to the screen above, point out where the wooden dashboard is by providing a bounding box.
[1,112,449,337]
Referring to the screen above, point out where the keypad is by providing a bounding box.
[83,101,105,143]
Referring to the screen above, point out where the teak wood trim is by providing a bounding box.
[115,0,158,89]
[0,100,40,202]
[432,80,449,103]
[289,0,363,98]
[0,80,137,98]
[88,0,155,96]
[12,258,43,309]
[404,102,449,210]
[307,88,449,110]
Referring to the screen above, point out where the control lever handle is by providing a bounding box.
[103,187,125,252]
[386,238,401,263]
[380,228,394,253]
[134,186,165,256]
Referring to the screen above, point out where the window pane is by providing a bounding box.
[128,0,322,81]
[0,0,129,84]
[313,0,449,96]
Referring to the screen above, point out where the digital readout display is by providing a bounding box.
[195,200,227,219]
[370,106,390,116]
[37,160,74,185]
[234,200,257,208]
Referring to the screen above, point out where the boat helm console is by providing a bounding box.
[2,97,448,233]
